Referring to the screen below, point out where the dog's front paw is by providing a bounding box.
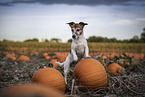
[85,55,91,58]
[73,56,78,61]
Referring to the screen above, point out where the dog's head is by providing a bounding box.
[67,22,88,39]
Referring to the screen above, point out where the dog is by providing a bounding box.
[56,22,90,84]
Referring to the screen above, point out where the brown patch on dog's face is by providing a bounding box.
[67,22,88,39]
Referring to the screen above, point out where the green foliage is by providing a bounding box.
[50,38,62,43]
[141,30,145,43]
[67,39,72,42]
[24,38,39,42]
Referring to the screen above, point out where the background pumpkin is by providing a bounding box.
[49,59,58,68]
[107,63,122,76]
[58,55,66,63]
[43,53,48,58]
[74,58,107,90]
[11,56,17,61]
[17,55,30,63]
[45,56,50,60]
[1,84,65,97]
[31,68,65,92]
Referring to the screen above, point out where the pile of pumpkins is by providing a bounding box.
[5,52,30,63]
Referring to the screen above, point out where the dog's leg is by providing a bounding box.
[63,54,73,84]
[71,49,78,61]
[84,46,90,58]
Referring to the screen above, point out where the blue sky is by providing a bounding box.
[0,0,145,42]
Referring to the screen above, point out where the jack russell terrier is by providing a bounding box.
[56,22,90,84]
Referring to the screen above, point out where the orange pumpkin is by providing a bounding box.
[17,55,30,63]
[107,63,122,76]
[45,56,50,60]
[139,53,144,60]
[100,60,106,67]
[58,55,66,63]
[102,55,107,60]
[11,57,17,61]
[133,54,140,61]
[35,52,39,56]
[30,53,34,56]
[1,84,65,97]
[31,68,65,92]
[43,53,48,58]
[74,58,107,89]
[49,59,58,68]
[6,53,13,58]
[109,54,114,60]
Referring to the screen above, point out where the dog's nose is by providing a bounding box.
[72,35,76,39]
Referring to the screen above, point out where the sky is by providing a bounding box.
[0,0,145,42]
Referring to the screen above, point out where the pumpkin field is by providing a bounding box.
[0,41,145,97]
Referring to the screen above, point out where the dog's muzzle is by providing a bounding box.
[72,33,79,39]
[72,34,76,39]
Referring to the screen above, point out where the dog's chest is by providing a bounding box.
[75,43,85,59]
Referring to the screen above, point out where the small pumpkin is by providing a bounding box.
[11,57,17,61]
[17,55,30,63]
[109,54,114,60]
[49,59,58,68]
[6,53,13,58]
[30,53,34,56]
[35,52,39,56]
[74,58,107,90]
[133,54,140,61]
[1,84,65,97]
[102,55,107,60]
[58,55,66,63]
[31,68,65,92]
[45,56,50,60]
[43,53,48,58]
[107,63,122,76]
[140,53,144,59]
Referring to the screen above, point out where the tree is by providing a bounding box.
[67,39,72,42]
[109,38,118,42]
[129,36,140,43]
[87,36,104,42]
[44,39,49,42]
[141,28,145,43]
[50,38,62,43]
[24,38,39,42]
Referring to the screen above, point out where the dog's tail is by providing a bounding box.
[55,62,64,67]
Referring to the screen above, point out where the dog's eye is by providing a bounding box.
[76,29,80,31]
[71,29,74,32]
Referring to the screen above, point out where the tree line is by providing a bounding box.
[68,28,145,43]
[2,28,145,43]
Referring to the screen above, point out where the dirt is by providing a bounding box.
[0,53,145,97]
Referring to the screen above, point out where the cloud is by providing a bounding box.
[113,19,136,25]
[0,0,145,6]
[136,18,145,21]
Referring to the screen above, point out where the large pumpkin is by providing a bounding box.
[17,55,30,63]
[74,58,107,89]
[31,68,65,92]
[107,63,122,76]
[1,84,65,97]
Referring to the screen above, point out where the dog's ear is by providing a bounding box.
[79,22,88,28]
[66,22,75,28]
